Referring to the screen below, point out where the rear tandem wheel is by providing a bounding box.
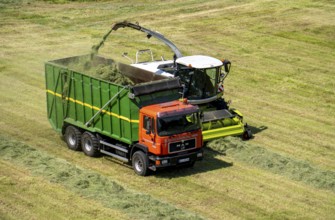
[64,126,82,151]
[81,132,101,157]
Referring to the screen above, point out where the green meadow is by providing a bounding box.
[0,0,334,219]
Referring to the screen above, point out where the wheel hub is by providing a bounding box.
[135,158,143,172]
[68,133,76,146]
[84,140,93,152]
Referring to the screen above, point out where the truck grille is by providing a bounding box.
[169,139,196,153]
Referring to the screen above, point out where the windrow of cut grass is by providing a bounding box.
[0,135,202,220]
[207,137,335,192]
[0,160,130,220]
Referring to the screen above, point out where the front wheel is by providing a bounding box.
[81,132,101,157]
[132,151,149,176]
[184,161,196,168]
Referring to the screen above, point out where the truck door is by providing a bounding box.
[141,115,155,151]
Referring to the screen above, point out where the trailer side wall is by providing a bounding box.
[46,63,139,145]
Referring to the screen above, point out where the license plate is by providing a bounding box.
[179,158,190,163]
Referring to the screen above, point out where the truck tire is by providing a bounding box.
[81,132,101,157]
[64,126,82,151]
[185,161,196,168]
[132,151,149,176]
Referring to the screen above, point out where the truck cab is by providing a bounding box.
[134,100,203,175]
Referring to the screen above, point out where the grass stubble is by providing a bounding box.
[0,135,202,220]
[207,137,335,192]
[0,0,335,219]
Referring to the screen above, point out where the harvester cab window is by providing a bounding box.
[203,68,217,96]
[188,68,216,99]
[175,65,218,99]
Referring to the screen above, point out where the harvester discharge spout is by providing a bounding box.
[92,21,183,59]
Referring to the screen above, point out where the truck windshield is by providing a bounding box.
[157,112,200,136]
[176,67,219,99]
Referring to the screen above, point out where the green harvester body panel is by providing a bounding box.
[45,54,180,145]
[200,107,245,141]
[202,118,245,141]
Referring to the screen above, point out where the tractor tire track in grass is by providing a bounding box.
[0,135,202,220]
[207,137,335,192]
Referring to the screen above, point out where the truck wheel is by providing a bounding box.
[81,132,101,157]
[185,161,196,168]
[64,126,82,151]
[132,151,148,176]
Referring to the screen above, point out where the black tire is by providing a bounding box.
[242,129,252,140]
[132,151,149,176]
[213,98,228,110]
[64,126,82,151]
[185,161,196,168]
[81,132,101,157]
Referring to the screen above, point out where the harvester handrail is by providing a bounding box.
[187,93,223,105]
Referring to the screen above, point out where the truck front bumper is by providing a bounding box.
[148,148,203,169]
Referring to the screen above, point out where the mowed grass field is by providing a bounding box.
[1,0,335,219]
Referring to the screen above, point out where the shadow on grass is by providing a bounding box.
[154,148,232,178]
[154,125,268,177]
[249,125,268,136]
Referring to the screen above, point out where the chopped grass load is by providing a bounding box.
[94,63,134,86]
[207,137,335,192]
[64,56,134,86]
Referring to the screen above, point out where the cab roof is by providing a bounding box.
[176,55,223,69]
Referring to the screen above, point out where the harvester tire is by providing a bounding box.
[64,126,82,151]
[132,151,149,176]
[81,132,101,157]
[242,130,252,140]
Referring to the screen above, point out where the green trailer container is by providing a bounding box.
[46,54,179,143]
[46,54,203,175]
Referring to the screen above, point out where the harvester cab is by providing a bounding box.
[93,21,252,141]
[172,55,252,141]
